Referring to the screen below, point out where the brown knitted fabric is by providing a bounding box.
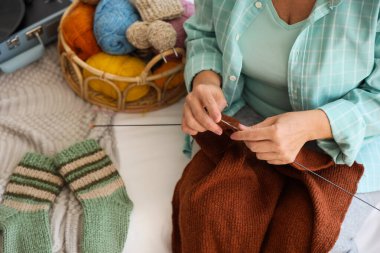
[130,0,184,22]
[172,115,364,253]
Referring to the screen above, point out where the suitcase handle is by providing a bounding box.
[0,34,44,73]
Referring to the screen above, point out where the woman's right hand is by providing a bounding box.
[182,71,227,136]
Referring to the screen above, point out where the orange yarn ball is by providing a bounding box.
[61,3,101,60]
[153,60,184,90]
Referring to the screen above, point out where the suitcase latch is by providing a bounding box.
[7,36,20,50]
[26,26,44,40]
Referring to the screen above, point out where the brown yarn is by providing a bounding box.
[172,115,364,253]
[130,0,184,22]
[148,20,177,52]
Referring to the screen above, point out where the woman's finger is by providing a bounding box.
[182,103,207,134]
[267,160,285,165]
[255,152,279,161]
[230,126,273,141]
[181,125,198,136]
[188,96,222,135]
[244,140,275,153]
[201,95,222,123]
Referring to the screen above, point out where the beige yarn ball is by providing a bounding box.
[126,21,151,50]
[148,20,177,52]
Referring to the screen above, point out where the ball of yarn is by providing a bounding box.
[148,20,177,52]
[181,0,195,18]
[61,3,101,60]
[153,59,184,90]
[168,0,195,48]
[126,21,151,50]
[94,0,140,55]
[80,0,100,5]
[83,52,150,102]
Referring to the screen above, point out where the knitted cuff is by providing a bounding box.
[3,153,64,211]
[19,153,56,172]
[54,139,120,197]
[131,0,184,22]
[54,139,102,168]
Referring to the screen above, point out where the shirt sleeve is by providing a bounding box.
[183,0,223,91]
[317,21,380,166]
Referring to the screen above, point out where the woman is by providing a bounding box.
[177,0,380,252]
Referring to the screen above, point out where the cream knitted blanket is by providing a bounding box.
[0,46,117,253]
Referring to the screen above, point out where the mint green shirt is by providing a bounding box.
[184,0,380,193]
[239,0,304,118]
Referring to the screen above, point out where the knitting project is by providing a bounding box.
[172,115,364,253]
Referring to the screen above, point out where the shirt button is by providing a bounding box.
[255,1,263,9]
[229,75,237,81]
[235,34,240,41]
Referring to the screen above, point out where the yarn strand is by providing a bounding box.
[90,123,181,128]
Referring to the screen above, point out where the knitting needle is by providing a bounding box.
[293,161,380,212]
[90,123,181,128]
[219,119,239,131]
[90,119,236,129]
[202,107,239,131]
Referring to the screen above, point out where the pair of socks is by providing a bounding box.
[0,139,133,253]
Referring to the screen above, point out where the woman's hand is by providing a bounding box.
[182,83,227,135]
[230,110,332,165]
[182,71,227,136]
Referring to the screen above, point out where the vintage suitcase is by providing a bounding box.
[0,0,71,73]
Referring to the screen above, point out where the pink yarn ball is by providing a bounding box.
[182,0,195,17]
[168,0,195,48]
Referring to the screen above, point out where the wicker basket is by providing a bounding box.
[58,0,187,112]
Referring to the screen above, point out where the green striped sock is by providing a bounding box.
[54,139,133,253]
[0,153,64,253]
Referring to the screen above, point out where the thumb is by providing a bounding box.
[209,96,227,123]
[238,123,249,131]
[214,90,228,112]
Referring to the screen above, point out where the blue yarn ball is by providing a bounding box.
[94,0,140,55]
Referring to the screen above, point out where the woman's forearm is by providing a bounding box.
[192,70,222,89]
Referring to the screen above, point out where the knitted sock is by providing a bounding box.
[54,139,133,253]
[0,153,64,253]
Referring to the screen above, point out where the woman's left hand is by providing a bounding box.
[230,110,332,165]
